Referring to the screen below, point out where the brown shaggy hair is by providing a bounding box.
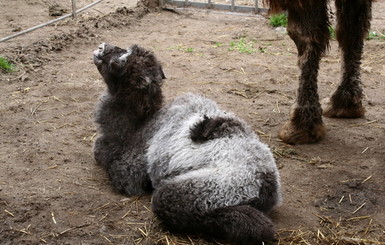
[263,0,374,144]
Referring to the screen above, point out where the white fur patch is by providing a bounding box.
[145,77,151,85]
[98,43,106,54]
[119,48,132,62]
[119,53,129,62]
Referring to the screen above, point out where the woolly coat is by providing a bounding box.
[93,43,282,244]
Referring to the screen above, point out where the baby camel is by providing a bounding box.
[92,43,281,245]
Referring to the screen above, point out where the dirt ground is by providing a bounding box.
[0,0,384,244]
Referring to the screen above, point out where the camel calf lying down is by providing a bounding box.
[92,43,282,244]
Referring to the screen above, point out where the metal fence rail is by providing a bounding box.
[0,0,103,43]
[163,0,268,14]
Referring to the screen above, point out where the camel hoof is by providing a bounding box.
[322,97,365,118]
[278,121,325,145]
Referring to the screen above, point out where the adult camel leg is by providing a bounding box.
[278,1,329,144]
[322,0,372,118]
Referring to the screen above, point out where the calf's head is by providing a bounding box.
[93,43,165,96]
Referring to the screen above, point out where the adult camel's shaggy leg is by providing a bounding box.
[322,0,372,118]
[278,1,329,144]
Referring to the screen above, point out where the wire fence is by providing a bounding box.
[0,0,269,43]
[0,0,104,43]
[163,0,268,14]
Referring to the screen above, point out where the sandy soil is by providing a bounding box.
[0,0,384,244]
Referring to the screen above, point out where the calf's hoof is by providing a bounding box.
[322,97,365,118]
[278,121,325,145]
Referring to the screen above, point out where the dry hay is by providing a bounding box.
[91,195,385,245]
[277,214,385,245]
[143,214,385,245]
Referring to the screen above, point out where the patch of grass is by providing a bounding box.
[269,13,288,27]
[329,26,336,40]
[228,38,256,54]
[213,42,223,47]
[185,47,195,53]
[167,45,196,53]
[367,31,385,40]
[328,28,385,41]
[0,56,14,72]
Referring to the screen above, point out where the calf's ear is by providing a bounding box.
[159,65,166,79]
[119,48,132,62]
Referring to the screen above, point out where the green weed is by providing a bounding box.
[0,56,14,72]
[228,38,256,54]
[185,47,195,53]
[269,13,288,27]
[367,31,385,40]
[167,45,196,53]
[328,26,336,40]
[213,42,223,47]
[328,28,385,41]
